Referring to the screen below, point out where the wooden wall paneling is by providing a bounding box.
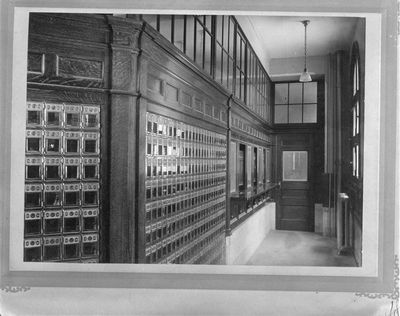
[99,93,110,263]
[139,26,229,264]
[107,16,144,263]
[136,50,149,263]
[29,14,109,45]
[28,14,110,89]
[136,97,147,263]
[26,14,111,263]
[141,31,230,110]
[143,63,228,129]
[141,23,230,100]
[225,96,233,236]
[26,87,107,105]
[146,102,227,135]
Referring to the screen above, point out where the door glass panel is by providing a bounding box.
[282,151,308,181]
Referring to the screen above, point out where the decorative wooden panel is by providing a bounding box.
[28,52,44,74]
[57,56,103,80]
[181,91,192,107]
[147,74,163,94]
[165,83,179,102]
[29,14,109,45]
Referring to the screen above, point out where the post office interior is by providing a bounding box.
[22,13,366,266]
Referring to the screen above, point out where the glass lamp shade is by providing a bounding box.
[299,69,312,82]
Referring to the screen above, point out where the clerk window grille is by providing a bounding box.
[142,15,271,123]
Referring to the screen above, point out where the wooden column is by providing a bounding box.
[107,16,143,263]
[225,95,233,236]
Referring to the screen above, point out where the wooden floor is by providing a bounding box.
[246,230,356,267]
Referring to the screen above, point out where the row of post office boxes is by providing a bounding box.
[26,102,100,129]
[145,195,225,224]
[187,232,225,264]
[145,206,226,247]
[145,219,225,264]
[146,135,226,158]
[25,183,99,209]
[25,157,100,181]
[145,179,225,202]
[26,130,100,155]
[145,171,225,193]
[178,224,225,265]
[146,112,226,146]
[145,157,226,178]
[24,234,99,262]
[24,209,99,235]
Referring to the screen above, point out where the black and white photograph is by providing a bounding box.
[0,0,398,315]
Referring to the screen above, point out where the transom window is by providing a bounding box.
[274,82,318,124]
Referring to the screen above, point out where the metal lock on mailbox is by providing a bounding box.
[25,183,43,208]
[45,103,63,127]
[63,235,81,260]
[63,209,80,233]
[64,131,81,155]
[43,210,62,235]
[26,102,43,127]
[24,210,42,235]
[82,132,99,155]
[24,238,42,262]
[64,104,81,128]
[82,233,98,257]
[82,208,98,231]
[64,157,81,181]
[44,157,62,181]
[63,183,81,207]
[82,183,99,206]
[25,157,42,180]
[44,130,62,155]
[82,157,99,180]
[43,236,61,261]
[82,106,100,129]
[26,129,43,154]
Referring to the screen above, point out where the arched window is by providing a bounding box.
[350,42,362,181]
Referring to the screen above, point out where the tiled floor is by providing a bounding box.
[246,230,356,266]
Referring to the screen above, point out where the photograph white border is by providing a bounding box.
[0,0,396,293]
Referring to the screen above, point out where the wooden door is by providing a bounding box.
[276,134,314,231]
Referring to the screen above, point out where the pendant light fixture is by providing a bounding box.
[299,20,312,82]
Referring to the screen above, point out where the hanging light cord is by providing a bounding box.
[302,20,309,72]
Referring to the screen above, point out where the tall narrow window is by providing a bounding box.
[351,43,362,179]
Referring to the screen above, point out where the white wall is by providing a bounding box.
[0,287,394,316]
[226,202,275,264]
[269,55,329,79]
